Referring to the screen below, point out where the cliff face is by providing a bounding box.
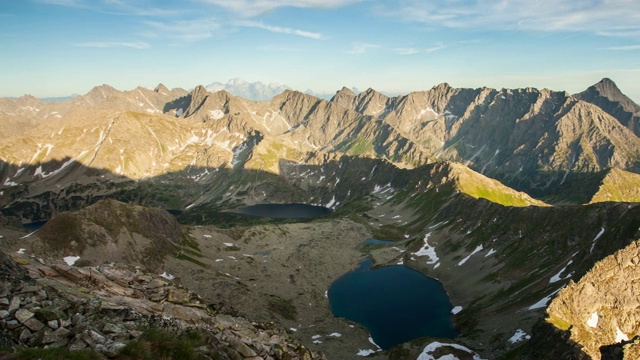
[528,239,640,359]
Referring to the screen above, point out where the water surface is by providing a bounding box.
[328,259,457,349]
[231,203,332,219]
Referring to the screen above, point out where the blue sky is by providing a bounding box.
[1,0,640,102]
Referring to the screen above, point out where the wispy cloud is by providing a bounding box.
[607,45,640,51]
[74,41,150,49]
[381,0,640,35]
[37,0,86,7]
[198,0,364,17]
[36,0,181,17]
[144,18,221,42]
[348,42,380,54]
[236,20,322,39]
[393,47,420,55]
[393,42,445,55]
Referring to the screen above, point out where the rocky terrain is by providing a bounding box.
[0,248,325,359]
[1,78,640,359]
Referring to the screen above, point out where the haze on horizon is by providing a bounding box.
[1,0,639,102]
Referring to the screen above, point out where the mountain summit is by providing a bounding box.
[204,78,290,101]
[575,78,640,136]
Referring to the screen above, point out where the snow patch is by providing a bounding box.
[527,287,563,310]
[590,227,605,253]
[549,260,573,283]
[328,333,342,337]
[160,272,175,280]
[16,248,26,254]
[63,256,81,266]
[451,306,463,315]
[615,327,629,342]
[508,329,531,344]
[457,244,484,266]
[223,242,235,247]
[357,349,377,356]
[417,341,485,360]
[414,233,439,265]
[485,248,497,257]
[587,312,598,328]
[209,109,225,120]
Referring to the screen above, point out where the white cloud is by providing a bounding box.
[144,18,221,42]
[348,42,380,54]
[382,0,640,35]
[394,47,420,55]
[607,45,640,51]
[198,0,365,17]
[236,20,322,39]
[392,43,445,55]
[74,41,150,49]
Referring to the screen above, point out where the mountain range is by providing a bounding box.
[1,78,639,359]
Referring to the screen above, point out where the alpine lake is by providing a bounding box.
[234,203,458,349]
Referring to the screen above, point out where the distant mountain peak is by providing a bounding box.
[154,83,170,94]
[204,78,290,101]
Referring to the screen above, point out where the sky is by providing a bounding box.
[1,0,640,102]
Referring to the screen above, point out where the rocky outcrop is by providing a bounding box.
[532,239,640,359]
[0,250,326,359]
[26,199,184,271]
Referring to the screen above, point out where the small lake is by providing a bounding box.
[230,203,332,219]
[364,239,395,245]
[328,259,457,349]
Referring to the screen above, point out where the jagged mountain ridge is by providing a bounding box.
[2,78,639,203]
[1,78,640,358]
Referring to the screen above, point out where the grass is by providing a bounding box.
[267,295,298,321]
[116,328,210,360]
[12,348,101,360]
[176,253,208,268]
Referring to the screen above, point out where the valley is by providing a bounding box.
[1,79,639,359]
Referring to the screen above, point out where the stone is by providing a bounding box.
[47,320,59,329]
[5,320,20,330]
[102,323,120,334]
[19,328,31,342]
[15,309,34,323]
[42,327,71,344]
[167,288,190,304]
[0,298,9,306]
[8,297,20,312]
[147,278,168,289]
[23,317,45,332]
[0,310,10,319]
[229,337,258,357]
[35,307,65,322]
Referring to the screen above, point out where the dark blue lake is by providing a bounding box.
[364,239,395,245]
[328,259,457,349]
[231,203,332,219]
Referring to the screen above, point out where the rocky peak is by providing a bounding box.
[592,78,621,98]
[352,87,389,115]
[153,83,170,94]
[575,78,640,136]
[183,85,211,118]
[329,86,357,109]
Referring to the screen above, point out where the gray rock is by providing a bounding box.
[0,298,9,306]
[8,297,20,312]
[42,327,71,344]
[5,319,20,330]
[102,323,120,334]
[19,328,31,342]
[23,317,45,332]
[0,310,10,319]
[15,308,34,323]
[47,319,59,329]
